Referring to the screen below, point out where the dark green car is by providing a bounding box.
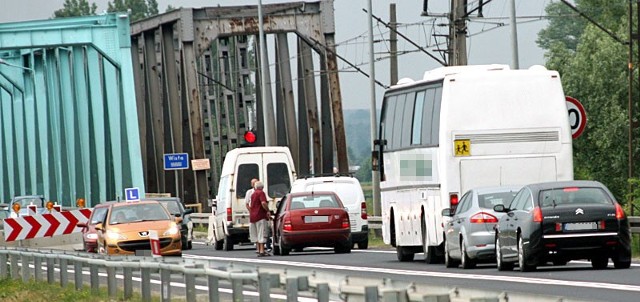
[144,197,194,250]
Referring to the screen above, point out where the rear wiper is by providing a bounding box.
[552,199,557,208]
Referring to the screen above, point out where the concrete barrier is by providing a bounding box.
[0,230,83,251]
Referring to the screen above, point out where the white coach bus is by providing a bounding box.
[373,65,574,263]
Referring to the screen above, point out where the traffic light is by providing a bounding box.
[242,129,257,147]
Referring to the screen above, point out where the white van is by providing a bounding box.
[290,175,369,249]
[210,146,296,251]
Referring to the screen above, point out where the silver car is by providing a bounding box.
[442,186,520,269]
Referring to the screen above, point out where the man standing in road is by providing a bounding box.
[245,178,259,253]
[250,181,270,257]
[245,178,258,210]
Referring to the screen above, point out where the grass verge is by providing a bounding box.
[0,278,167,302]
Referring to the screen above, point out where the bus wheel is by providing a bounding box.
[396,245,414,262]
[422,214,437,264]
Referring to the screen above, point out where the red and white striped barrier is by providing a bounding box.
[3,209,92,242]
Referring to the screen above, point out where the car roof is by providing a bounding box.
[288,191,340,197]
[142,197,180,202]
[525,180,606,191]
[108,200,162,208]
[295,175,358,182]
[471,185,522,195]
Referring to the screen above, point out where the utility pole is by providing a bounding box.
[368,0,381,217]
[509,0,519,69]
[258,0,276,146]
[450,0,468,65]
[390,3,398,85]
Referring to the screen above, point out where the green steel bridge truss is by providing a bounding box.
[0,14,144,207]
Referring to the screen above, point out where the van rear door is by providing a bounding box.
[263,152,294,207]
[234,153,262,226]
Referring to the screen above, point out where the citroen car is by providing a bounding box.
[272,191,352,255]
[95,200,182,256]
[494,180,631,272]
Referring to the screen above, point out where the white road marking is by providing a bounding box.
[183,253,640,293]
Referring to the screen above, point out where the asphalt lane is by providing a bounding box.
[184,241,640,302]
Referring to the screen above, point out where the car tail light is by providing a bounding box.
[361,201,367,220]
[469,212,498,223]
[615,203,625,220]
[342,217,350,229]
[283,219,293,231]
[532,207,543,223]
[226,207,232,222]
[449,193,459,210]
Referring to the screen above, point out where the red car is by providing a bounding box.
[272,191,352,255]
[77,203,110,253]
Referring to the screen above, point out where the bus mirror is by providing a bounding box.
[371,151,379,171]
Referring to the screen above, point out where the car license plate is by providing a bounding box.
[304,216,329,223]
[564,222,597,231]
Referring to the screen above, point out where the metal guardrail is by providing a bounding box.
[0,247,577,302]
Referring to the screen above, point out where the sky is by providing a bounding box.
[0,0,555,110]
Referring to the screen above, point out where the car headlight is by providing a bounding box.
[85,233,98,240]
[106,230,126,240]
[164,223,179,236]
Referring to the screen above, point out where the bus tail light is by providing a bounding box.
[449,193,459,211]
[361,201,367,220]
[533,207,543,223]
[226,207,232,222]
[470,212,498,223]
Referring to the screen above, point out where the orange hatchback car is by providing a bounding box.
[95,200,182,256]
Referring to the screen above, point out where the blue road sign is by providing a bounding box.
[164,153,189,170]
[125,187,140,202]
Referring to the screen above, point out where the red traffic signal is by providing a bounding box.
[244,131,256,144]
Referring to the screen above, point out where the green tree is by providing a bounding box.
[53,0,97,18]
[538,0,636,202]
[107,0,159,22]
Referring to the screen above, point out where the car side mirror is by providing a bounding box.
[77,222,87,228]
[441,208,453,217]
[493,204,506,212]
[95,223,103,231]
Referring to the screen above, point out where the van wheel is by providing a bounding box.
[358,238,369,250]
[223,235,234,251]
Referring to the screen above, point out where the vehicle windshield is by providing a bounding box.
[90,207,108,224]
[15,197,44,207]
[109,203,170,224]
[159,200,181,215]
[538,187,612,208]
[290,194,340,209]
[478,192,517,209]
